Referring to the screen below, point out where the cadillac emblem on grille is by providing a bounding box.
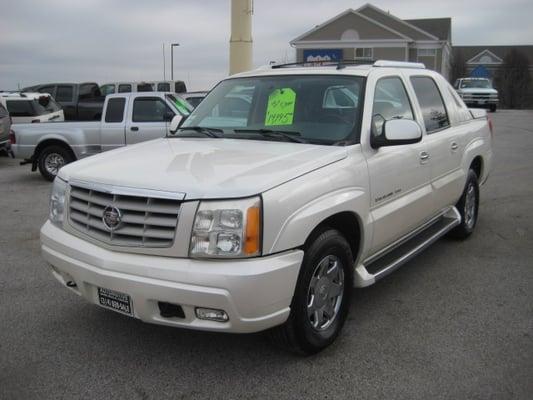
[102,206,122,231]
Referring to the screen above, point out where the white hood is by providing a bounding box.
[59,138,347,199]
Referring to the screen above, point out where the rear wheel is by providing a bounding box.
[269,229,354,355]
[38,145,73,181]
[449,169,479,239]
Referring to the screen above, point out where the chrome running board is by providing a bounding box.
[354,207,461,288]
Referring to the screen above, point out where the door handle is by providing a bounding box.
[451,142,458,151]
[130,126,139,132]
[419,151,430,162]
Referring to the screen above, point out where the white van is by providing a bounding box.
[100,80,187,96]
[0,92,64,124]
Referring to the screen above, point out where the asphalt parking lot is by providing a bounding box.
[1,110,532,400]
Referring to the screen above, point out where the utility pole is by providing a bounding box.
[171,43,180,81]
[229,0,253,75]
[162,43,166,80]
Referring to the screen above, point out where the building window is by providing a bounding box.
[417,48,437,57]
[355,48,373,59]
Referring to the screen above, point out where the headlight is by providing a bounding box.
[49,177,67,227]
[190,196,261,258]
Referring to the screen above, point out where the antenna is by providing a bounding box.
[162,43,166,81]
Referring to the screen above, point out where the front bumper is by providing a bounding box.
[41,221,303,333]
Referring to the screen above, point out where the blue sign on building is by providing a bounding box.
[470,65,491,79]
[303,49,342,62]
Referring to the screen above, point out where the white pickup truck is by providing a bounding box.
[40,61,493,354]
[11,92,192,180]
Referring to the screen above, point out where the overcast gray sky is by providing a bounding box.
[1,0,532,91]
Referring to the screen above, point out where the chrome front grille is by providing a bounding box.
[68,185,181,247]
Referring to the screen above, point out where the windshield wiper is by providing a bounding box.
[234,128,308,144]
[176,126,223,138]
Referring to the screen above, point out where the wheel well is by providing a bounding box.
[470,156,483,179]
[304,212,362,261]
[33,139,76,165]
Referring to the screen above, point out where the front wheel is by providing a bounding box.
[269,229,354,355]
[449,169,479,239]
[38,145,73,181]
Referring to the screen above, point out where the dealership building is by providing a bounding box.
[290,3,533,86]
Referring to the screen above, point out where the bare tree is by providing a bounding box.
[496,50,531,109]
[450,50,467,83]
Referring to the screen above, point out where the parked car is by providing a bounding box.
[180,91,208,108]
[40,60,493,354]
[0,102,10,153]
[100,80,187,96]
[0,92,64,124]
[454,77,498,112]
[22,82,104,121]
[11,92,193,180]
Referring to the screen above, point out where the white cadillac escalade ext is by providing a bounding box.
[41,60,493,354]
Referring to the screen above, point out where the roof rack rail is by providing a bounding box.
[373,60,425,69]
[271,59,375,70]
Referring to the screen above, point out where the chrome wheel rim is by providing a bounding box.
[464,184,476,229]
[44,153,65,176]
[307,255,344,331]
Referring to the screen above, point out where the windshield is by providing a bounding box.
[460,80,491,89]
[179,75,365,145]
[166,94,193,116]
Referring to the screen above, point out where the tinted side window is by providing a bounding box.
[174,81,186,93]
[101,84,116,96]
[137,83,154,92]
[105,98,126,123]
[6,100,36,117]
[118,84,132,93]
[79,84,101,99]
[410,76,450,133]
[157,83,170,91]
[56,86,74,102]
[39,86,55,96]
[132,98,173,122]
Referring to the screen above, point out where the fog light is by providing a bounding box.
[195,307,229,322]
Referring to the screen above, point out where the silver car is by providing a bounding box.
[0,102,11,152]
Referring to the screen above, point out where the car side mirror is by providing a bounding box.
[169,115,183,133]
[371,119,422,148]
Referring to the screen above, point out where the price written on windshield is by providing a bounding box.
[265,88,296,126]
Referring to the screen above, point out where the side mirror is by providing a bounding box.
[169,115,183,133]
[371,119,422,148]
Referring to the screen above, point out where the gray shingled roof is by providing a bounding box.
[453,45,533,63]
[405,18,451,41]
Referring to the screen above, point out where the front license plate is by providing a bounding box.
[97,287,133,316]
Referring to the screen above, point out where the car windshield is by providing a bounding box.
[166,94,193,116]
[460,80,491,89]
[177,75,365,145]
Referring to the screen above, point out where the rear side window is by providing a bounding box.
[137,83,154,92]
[157,83,170,91]
[79,84,101,99]
[101,84,116,96]
[118,84,132,93]
[56,86,74,102]
[174,81,186,93]
[39,86,55,96]
[132,97,173,122]
[410,76,450,133]
[105,98,126,123]
[6,100,35,117]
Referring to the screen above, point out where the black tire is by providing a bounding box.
[269,229,354,355]
[448,169,479,239]
[37,145,73,181]
[489,104,497,113]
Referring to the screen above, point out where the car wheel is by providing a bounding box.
[269,228,354,355]
[38,145,73,181]
[449,169,479,239]
[489,104,497,112]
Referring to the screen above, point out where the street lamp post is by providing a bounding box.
[171,43,180,81]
